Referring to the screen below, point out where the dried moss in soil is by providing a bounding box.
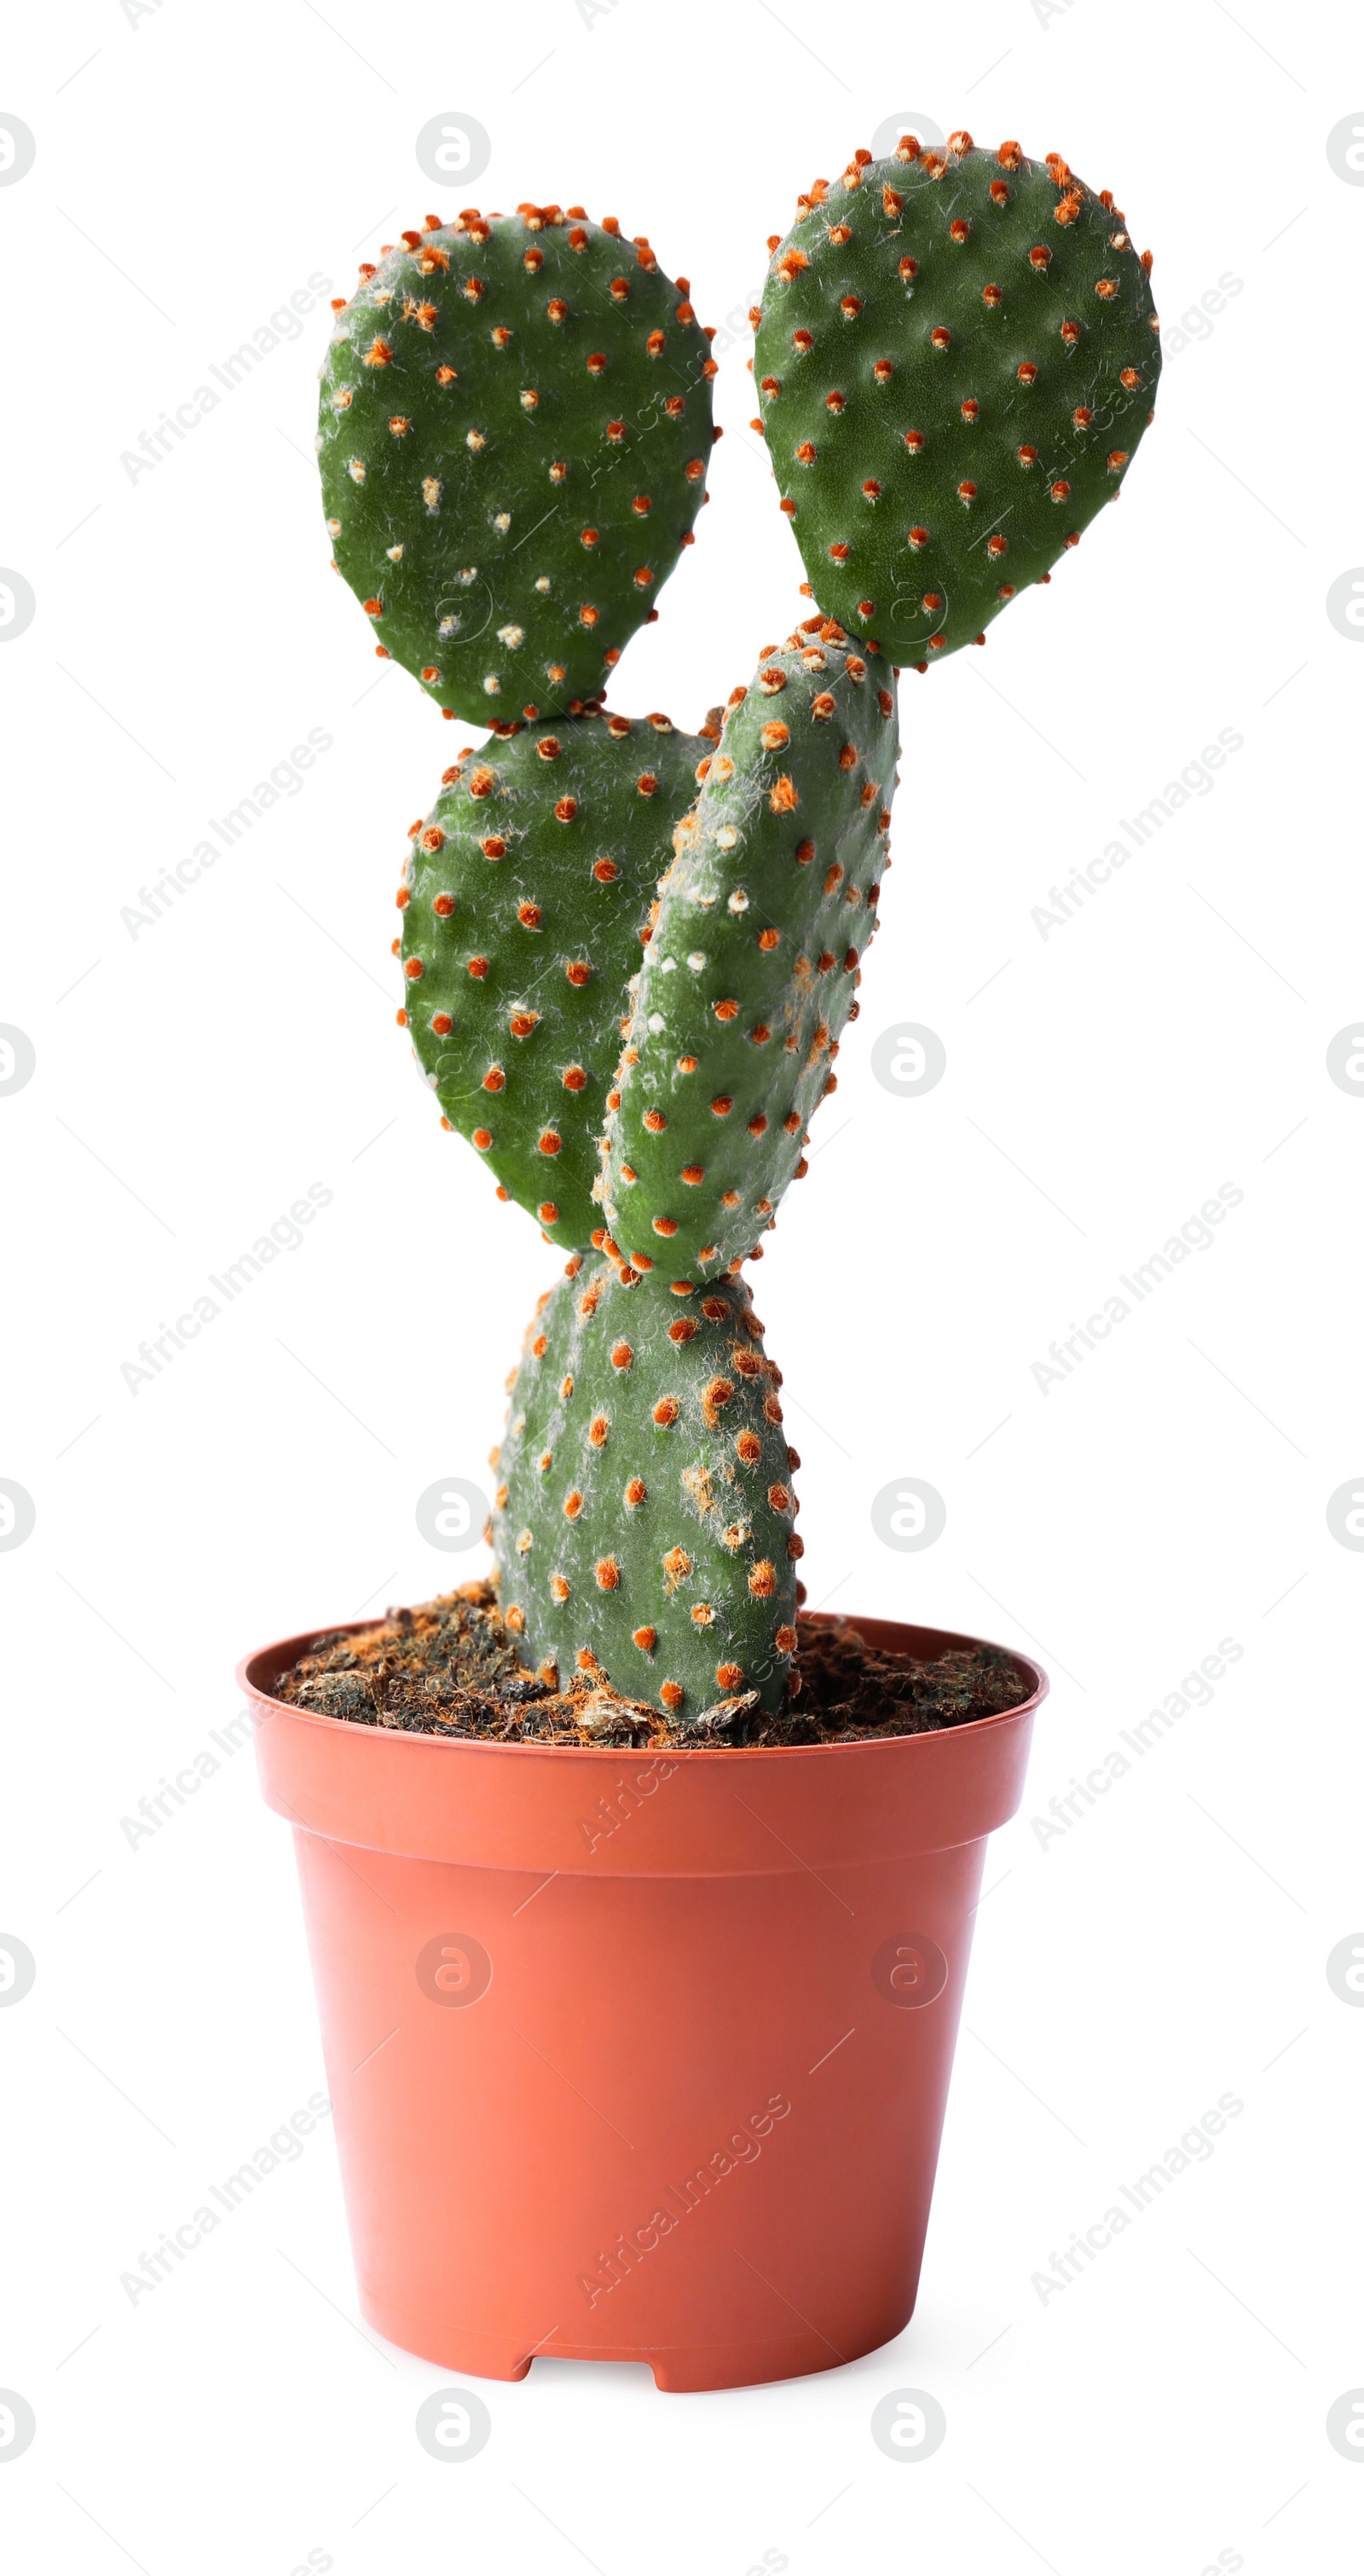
[272,1584,1031,1748]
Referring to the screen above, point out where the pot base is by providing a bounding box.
[361,2284,915,2392]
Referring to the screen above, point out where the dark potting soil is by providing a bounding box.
[270,1583,1032,1750]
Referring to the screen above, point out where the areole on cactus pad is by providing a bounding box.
[754,131,1160,668]
[318,205,717,725]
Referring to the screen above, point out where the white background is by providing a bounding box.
[2,1,1361,2568]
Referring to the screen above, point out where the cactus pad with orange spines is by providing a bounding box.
[599,623,899,1286]
[400,708,717,1251]
[320,206,716,723]
[493,1258,799,1715]
[754,135,1159,668]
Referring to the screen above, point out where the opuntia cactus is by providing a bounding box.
[491,1256,800,1715]
[599,619,899,1288]
[319,205,717,725]
[313,133,1159,1731]
[754,132,1159,669]
[399,706,718,1254]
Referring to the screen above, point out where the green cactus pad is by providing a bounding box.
[598,621,899,1287]
[399,707,717,1252]
[492,1257,800,1714]
[754,132,1160,669]
[318,204,717,723]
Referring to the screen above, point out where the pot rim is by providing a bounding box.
[236,1608,1048,1762]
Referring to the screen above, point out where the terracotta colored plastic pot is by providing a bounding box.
[240,1612,1044,2393]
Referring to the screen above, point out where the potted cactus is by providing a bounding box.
[241,133,1158,2390]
